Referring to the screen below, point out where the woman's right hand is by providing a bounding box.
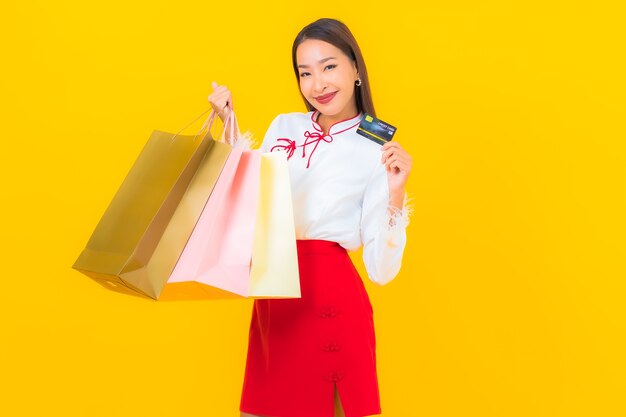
[208,81,233,123]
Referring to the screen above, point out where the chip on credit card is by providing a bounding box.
[356,113,397,145]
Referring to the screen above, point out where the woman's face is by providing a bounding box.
[296,39,359,119]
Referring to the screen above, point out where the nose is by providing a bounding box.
[313,74,327,94]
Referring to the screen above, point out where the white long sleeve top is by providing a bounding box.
[258,109,411,286]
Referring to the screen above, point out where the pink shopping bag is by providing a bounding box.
[163,109,262,299]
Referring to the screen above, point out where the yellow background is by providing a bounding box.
[2,1,625,416]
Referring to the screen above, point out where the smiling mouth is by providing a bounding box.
[315,91,337,102]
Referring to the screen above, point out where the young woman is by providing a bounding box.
[209,17,413,417]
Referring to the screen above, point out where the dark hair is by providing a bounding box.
[291,18,376,117]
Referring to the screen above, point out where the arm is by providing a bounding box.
[360,161,413,286]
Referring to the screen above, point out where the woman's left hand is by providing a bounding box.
[381,141,412,193]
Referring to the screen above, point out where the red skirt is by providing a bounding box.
[239,239,381,417]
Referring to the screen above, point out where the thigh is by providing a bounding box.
[334,384,346,417]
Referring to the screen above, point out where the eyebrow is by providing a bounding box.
[297,56,337,68]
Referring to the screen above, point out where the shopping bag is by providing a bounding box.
[160,111,301,300]
[248,151,301,298]
[161,110,259,299]
[72,109,231,300]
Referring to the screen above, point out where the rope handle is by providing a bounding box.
[167,103,241,146]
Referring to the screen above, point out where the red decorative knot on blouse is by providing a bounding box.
[269,110,363,169]
[270,138,298,159]
[270,126,333,169]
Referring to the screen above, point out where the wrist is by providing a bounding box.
[388,190,405,212]
[389,188,405,200]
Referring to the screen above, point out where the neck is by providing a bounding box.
[316,107,359,134]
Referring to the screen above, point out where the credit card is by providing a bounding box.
[356,113,397,145]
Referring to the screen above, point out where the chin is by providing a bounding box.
[319,103,341,116]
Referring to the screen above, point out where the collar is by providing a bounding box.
[310,109,363,136]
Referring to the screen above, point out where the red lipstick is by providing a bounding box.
[315,91,337,104]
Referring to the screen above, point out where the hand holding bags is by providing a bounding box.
[72,109,231,300]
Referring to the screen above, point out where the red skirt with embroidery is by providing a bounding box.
[239,239,381,417]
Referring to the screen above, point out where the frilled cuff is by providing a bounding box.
[386,191,414,231]
[379,191,413,248]
[233,130,258,150]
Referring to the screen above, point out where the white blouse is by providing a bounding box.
[257,109,411,286]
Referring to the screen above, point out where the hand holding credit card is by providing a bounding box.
[356,113,397,145]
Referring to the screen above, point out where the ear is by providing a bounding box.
[351,59,359,73]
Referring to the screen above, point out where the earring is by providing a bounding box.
[355,78,362,86]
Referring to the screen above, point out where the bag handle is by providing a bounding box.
[168,104,240,146]
[220,106,242,145]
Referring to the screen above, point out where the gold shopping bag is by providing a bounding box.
[72,109,231,300]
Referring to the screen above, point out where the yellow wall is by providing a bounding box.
[2,1,624,416]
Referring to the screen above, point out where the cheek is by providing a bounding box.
[300,80,313,97]
[299,79,310,94]
[340,71,354,87]
[328,71,346,88]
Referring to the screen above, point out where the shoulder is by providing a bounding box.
[261,110,314,152]
[268,110,314,128]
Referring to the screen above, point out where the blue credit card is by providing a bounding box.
[356,113,397,145]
